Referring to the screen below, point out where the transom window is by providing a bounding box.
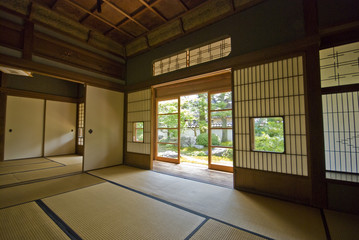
[153,37,231,76]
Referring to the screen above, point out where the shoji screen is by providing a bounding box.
[233,56,308,176]
[127,89,151,154]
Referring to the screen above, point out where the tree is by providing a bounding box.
[180,94,208,136]
[211,92,232,143]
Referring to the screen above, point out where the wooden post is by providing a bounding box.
[303,0,327,208]
[0,73,7,161]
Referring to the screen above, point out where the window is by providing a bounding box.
[252,117,285,153]
[153,37,231,76]
[320,41,359,181]
[133,122,144,143]
[77,103,84,146]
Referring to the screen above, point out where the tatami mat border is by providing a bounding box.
[44,157,67,166]
[320,209,332,240]
[88,173,273,240]
[185,218,210,240]
[36,200,82,240]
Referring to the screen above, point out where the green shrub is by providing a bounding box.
[196,133,220,147]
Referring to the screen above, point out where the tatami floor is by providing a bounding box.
[0,155,83,188]
[0,164,358,240]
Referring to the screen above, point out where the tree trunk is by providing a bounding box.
[221,117,228,142]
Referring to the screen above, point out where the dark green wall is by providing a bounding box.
[6,73,81,98]
[318,0,359,28]
[127,0,305,85]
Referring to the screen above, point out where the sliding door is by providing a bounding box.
[4,96,44,160]
[83,86,124,171]
[44,101,77,156]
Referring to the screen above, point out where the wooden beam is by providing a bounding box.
[103,0,149,31]
[177,0,189,11]
[0,87,79,103]
[138,0,167,22]
[62,0,135,38]
[0,53,125,92]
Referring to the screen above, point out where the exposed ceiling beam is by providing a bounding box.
[62,0,135,38]
[103,0,149,31]
[138,0,167,22]
[177,0,189,11]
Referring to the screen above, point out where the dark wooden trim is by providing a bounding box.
[234,167,312,205]
[0,54,125,92]
[0,87,79,103]
[124,152,151,169]
[321,84,359,95]
[304,46,327,208]
[0,22,23,50]
[126,36,320,91]
[22,20,34,60]
[123,92,128,165]
[0,73,6,161]
[154,72,231,98]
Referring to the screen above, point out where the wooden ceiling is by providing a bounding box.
[1,0,262,58]
[35,0,206,45]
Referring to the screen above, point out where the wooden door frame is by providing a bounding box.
[208,89,234,173]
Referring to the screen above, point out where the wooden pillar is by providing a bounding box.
[0,73,7,161]
[303,0,327,208]
[22,20,34,60]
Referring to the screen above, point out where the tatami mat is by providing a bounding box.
[0,173,104,209]
[43,182,205,240]
[47,155,83,166]
[0,161,61,175]
[0,158,49,168]
[14,164,82,182]
[324,209,359,240]
[0,174,19,186]
[90,166,326,240]
[0,202,69,240]
[191,219,266,240]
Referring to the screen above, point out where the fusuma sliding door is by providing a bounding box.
[83,86,124,171]
[44,101,77,156]
[4,96,45,160]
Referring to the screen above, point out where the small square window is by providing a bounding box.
[133,122,144,143]
[251,117,285,153]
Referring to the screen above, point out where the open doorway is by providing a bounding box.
[153,70,233,187]
[0,69,84,187]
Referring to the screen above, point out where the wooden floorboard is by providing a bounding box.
[152,160,233,188]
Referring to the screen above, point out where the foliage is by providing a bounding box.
[254,117,284,153]
[196,133,220,147]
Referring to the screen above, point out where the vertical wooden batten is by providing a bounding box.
[0,73,7,161]
[22,20,34,60]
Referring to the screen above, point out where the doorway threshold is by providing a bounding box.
[152,160,233,188]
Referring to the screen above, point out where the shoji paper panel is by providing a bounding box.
[127,89,151,154]
[233,56,308,176]
[322,92,359,174]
